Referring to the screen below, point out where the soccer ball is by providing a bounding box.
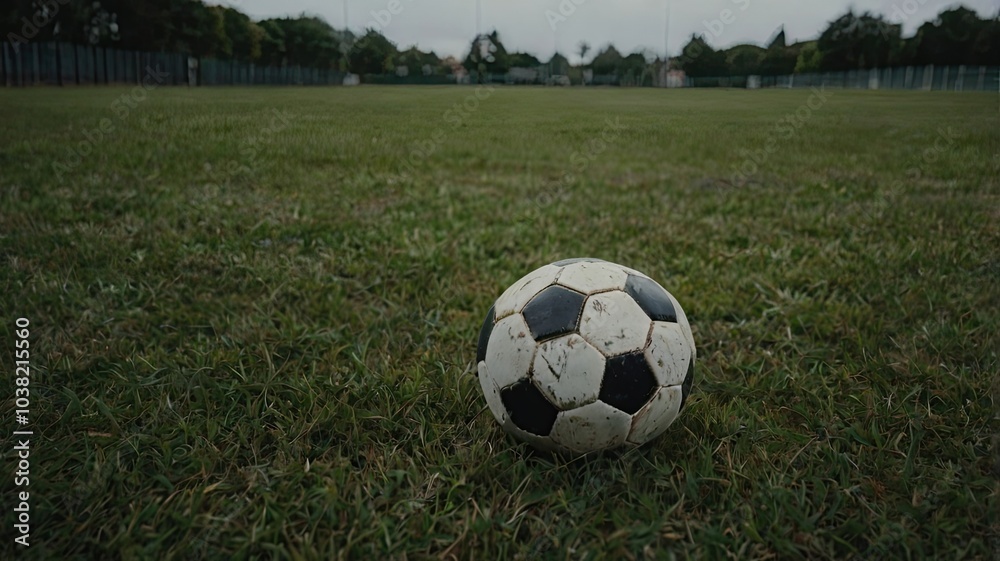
[476,258,696,455]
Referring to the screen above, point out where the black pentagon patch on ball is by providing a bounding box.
[521,285,586,342]
[624,274,677,323]
[679,353,695,411]
[551,257,606,267]
[599,352,658,415]
[475,305,495,366]
[501,380,559,436]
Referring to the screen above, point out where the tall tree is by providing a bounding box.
[677,35,727,77]
[816,10,901,71]
[349,28,397,74]
[463,30,510,74]
[263,16,340,68]
[110,0,173,51]
[723,44,765,76]
[759,44,798,75]
[257,19,287,66]
[619,51,647,75]
[590,44,623,75]
[794,41,823,73]
[909,7,995,66]
[171,0,228,57]
[546,52,570,75]
[218,7,264,61]
[396,46,441,76]
[508,51,541,68]
[971,15,1000,66]
[577,41,591,66]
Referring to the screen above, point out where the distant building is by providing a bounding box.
[658,64,686,88]
[507,67,539,84]
[441,56,468,83]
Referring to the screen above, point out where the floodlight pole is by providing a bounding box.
[341,0,351,75]
[664,2,671,70]
[664,2,670,59]
[551,29,557,78]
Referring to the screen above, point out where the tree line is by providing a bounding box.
[2,1,998,78]
[679,7,999,78]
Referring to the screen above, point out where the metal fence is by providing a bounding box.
[475,65,999,90]
[2,42,188,86]
[0,41,349,87]
[3,42,998,92]
[199,58,347,86]
[699,66,1000,91]
[787,65,998,91]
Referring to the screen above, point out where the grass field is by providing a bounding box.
[1,85,998,560]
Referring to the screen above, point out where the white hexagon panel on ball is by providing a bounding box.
[666,291,696,355]
[477,363,508,425]
[502,419,558,453]
[484,314,536,389]
[644,321,692,387]
[627,385,683,445]
[532,334,606,410]
[555,261,629,295]
[578,291,652,357]
[549,401,633,454]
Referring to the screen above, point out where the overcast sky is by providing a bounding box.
[222,0,998,61]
